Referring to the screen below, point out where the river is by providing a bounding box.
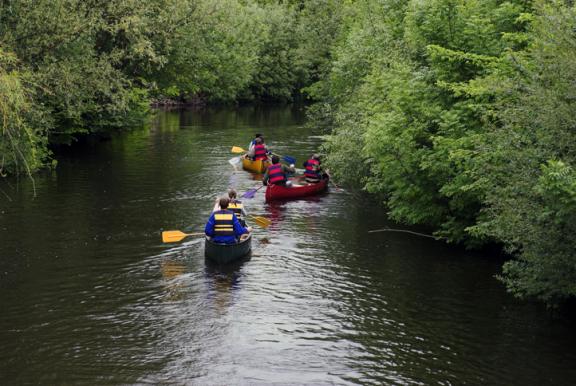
[1,106,576,385]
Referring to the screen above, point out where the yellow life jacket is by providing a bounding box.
[228,202,244,218]
[214,211,234,235]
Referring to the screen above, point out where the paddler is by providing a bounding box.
[246,137,269,161]
[227,189,247,226]
[213,189,247,226]
[205,197,252,244]
[248,133,262,153]
[263,155,295,186]
[302,154,324,183]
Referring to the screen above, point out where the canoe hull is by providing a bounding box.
[242,157,269,174]
[205,234,252,264]
[265,177,329,201]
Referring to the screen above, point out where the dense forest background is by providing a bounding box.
[2,0,576,306]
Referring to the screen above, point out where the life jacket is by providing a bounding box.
[253,144,267,161]
[304,159,321,183]
[228,201,243,219]
[267,163,286,185]
[213,210,235,236]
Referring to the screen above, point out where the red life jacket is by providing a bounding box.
[254,144,267,161]
[267,164,286,185]
[304,159,320,182]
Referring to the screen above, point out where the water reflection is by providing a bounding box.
[264,201,288,228]
[2,107,576,385]
[160,259,187,302]
[204,257,250,315]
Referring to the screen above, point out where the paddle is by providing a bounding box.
[162,230,204,243]
[241,185,265,199]
[231,145,296,164]
[325,170,342,191]
[249,215,271,228]
[272,153,296,165]
[228,156,242,166]
[163,215,270,243]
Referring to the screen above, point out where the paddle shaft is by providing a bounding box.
[271,152,295,165]
[162,230,205,243]
[241,184,265,199]
[251,185,265,194]
[325,171,342,191]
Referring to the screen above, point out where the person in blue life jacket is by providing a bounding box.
[246,137,270,161]
[205,197,252,244]
[263,155,295,186]
[302,154,325,184]
[248,133,262,153]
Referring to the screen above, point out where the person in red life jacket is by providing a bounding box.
[205,197,251,244]
[263,155,295,186]
[302,154,324,183]
[248,133,263,153]
[246,137,269,161]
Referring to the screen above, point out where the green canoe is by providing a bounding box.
[204,234,252,264]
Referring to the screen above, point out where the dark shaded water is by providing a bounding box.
[1,106,576,385]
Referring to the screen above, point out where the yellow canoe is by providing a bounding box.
[242,157,270,174]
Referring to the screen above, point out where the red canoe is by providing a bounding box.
[265,177,329,201]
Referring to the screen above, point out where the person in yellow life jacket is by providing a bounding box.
[212,189,248,223]
[227,188,247,226]
[205,197,251,244]
[246,137,269,161]
[302,154,324,183]
[263,155,295,186]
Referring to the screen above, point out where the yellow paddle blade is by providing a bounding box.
[162,230,204,243]
[162,230,187,243]
[231,146,246,154]
[250,216,271,229]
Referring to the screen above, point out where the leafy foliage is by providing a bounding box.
[314,0,576,304]
[0,49,48,177]
[319,0,531,244]
[473,1,576,304]
[0,0,343,173]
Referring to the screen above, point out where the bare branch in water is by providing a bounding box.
[0,184,12,202]
[368,228,446,240]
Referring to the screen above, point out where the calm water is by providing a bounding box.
[1,106,576,385]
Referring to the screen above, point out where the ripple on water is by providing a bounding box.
[3,108,576,385]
